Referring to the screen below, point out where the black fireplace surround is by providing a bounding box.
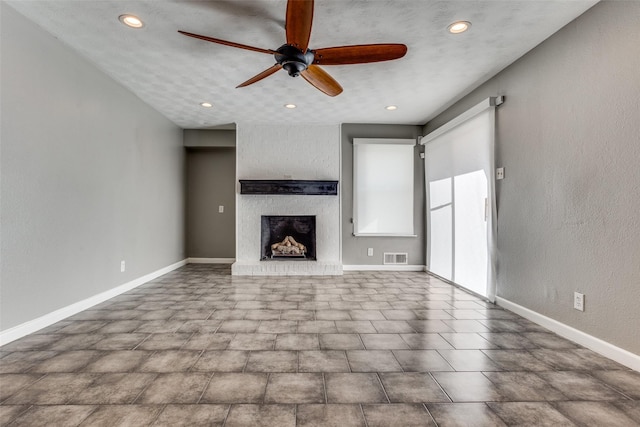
[261,215,316,261]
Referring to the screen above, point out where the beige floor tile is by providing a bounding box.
[346,350,403,372]
[7,405,95,427]
[0,373,44,401]
[0,405,30,426]
[379,373,450,403]
[319,333,364,350]
[538,371,628,401]
[592,370,640,399]
[225,404,295,427]
[427,403,507,426]
[245,351,298,372]
[488,402,576,426]
[297,404,366,427]
[325,373,388,403]
[138,350,201,372]
[153,404,229,426]
[193,350,249,372]
[69,372,156,404]
[1,266,633,427]
[299,350,350,372]
[392,350,454,372]
[361,334,410,350]
[555,402,637,426]
[363,404,436,427]
[227,333,276,350]
[3,373,99,405]
[264,373,324,403]
[275,334,320,350]
[78,405,162,426]
[201,373,267,403]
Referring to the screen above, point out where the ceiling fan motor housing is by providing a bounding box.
[275,44,315,77]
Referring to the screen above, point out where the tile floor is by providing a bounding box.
[1,264,639,426]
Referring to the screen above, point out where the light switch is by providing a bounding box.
[218,205,224,213]
[574,292,585,311]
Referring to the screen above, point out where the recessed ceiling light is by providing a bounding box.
[385,105,398,111]
[284,104,297,109]
[448,21,471,34]
[200,102,213,108]
[119,14,144,29]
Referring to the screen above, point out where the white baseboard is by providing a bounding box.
[0,259,188,346]
[496,296,640,372]
[343,265,427,272]
[188,258,235,264]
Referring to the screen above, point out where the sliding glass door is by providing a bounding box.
[423,99,498,301]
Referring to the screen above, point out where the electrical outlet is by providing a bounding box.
[120,260,126,273]
[367,248,374,257]
[574,292,584,311]
[496,167,505,180]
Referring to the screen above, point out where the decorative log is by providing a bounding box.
[271,236,306,255]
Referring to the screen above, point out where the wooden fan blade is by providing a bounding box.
[286,0,314,52]
[300,65,342,97]
[178,30,276,55]
[236,64,283,88]
[313,44,407,65]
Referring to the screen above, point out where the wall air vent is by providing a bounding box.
[383,253,408,265]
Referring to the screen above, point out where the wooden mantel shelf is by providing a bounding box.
[239,180,338,196]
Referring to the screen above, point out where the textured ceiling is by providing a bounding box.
[7,0,598,128]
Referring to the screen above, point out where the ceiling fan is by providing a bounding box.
[179,0,407,97]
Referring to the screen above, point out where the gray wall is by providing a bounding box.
[186,147,236,258]
[341,124,425,266]
[1,3,185,331]
[424,1,640,354]
[184,129,236,148]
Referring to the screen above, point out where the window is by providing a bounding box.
[353,138,416,236]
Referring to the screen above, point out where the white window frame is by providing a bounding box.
[353,138,416,237]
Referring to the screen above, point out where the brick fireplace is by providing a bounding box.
[232,123,342,276]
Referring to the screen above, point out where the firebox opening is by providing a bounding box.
[261,215,316,261]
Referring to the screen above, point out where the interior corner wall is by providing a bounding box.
[424,1,640,355]
[341,124,425,266]
[0,3,185,332]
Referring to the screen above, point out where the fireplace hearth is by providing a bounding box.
[261,215,316,261]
